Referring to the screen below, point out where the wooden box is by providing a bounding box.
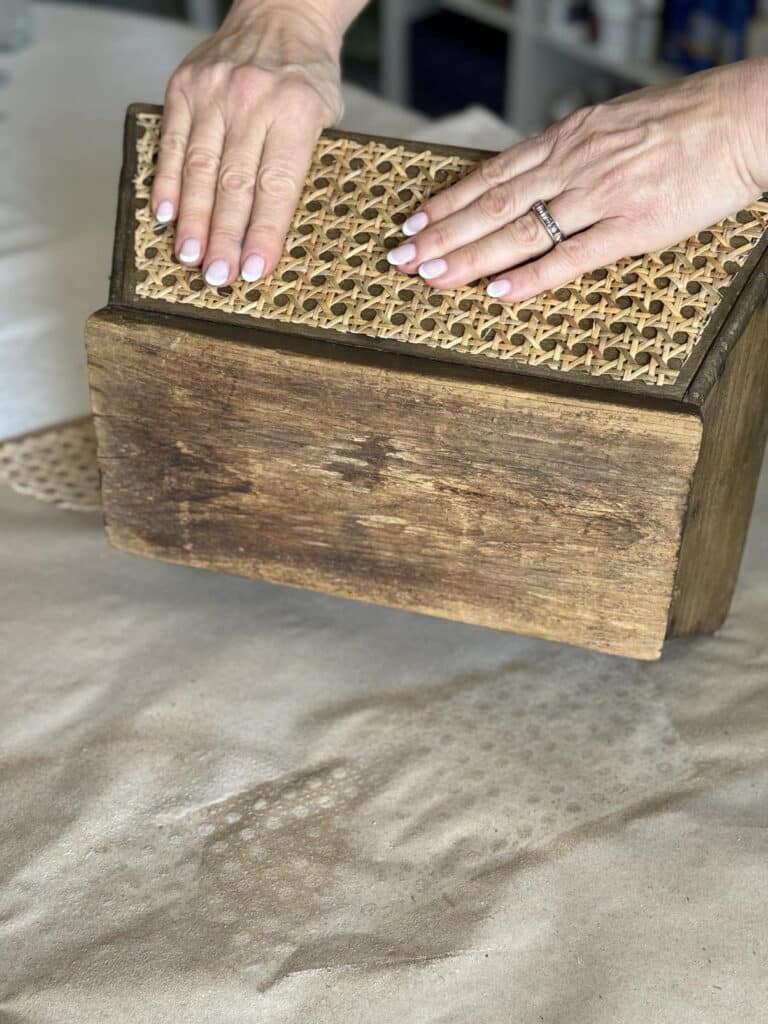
[86,104,768,659]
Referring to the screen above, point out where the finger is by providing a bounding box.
[410,193,597,289]
[202,125,266,287]
[240,111,321,281]
[151,95,192,224]
[488,219,628,303]
[399,135,550,238]
[386,167,552,271]
[174,112,226,267]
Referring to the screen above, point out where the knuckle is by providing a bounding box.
[209,225,243,246]
[166,67,191,94]
[278,75,320,108]
[581,101,608,127]
[184,146,219,177]
[257,164,297,200]
[478,185,511,222]
[420,197,442,223]
[152,170,179,192]
[558,104,596,138]
[158,130,188,159]
[479,154,509,188]
[426,222,450,254]
[459,244,481,279]
[540,120,561,149]
[218,164,256,196]
[230,64,270,102]
[575,130,607,164]
[199,61,231,88]
[245,226,280,253]
[529,269,545,294]
[176,211,208,233]
[507,212,542,248]
[560,237,591,271]
[620,124,650,150]
[642,118,663,146]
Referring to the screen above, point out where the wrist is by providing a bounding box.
[227,0,352,53]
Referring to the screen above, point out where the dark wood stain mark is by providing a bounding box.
[324,434,397,488]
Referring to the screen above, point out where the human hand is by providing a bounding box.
[386,61,768,302]
[150,0,359,287]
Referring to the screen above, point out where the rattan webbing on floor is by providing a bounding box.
[133,113,768,388]
[0,419,100,511]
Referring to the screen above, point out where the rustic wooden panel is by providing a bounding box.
[86,308,702,659]
[669,289,768,636]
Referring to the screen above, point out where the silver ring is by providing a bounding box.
[531,200,566,246]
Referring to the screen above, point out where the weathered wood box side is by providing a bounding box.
[668,269,768,637]
[87,306,703,661]
[86,108,768,661]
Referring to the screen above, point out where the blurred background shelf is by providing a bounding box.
[380,0,682,134]
[50,0,765,138]
[440,0,519,31]
[536,25,678,87]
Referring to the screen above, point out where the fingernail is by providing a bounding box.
[241,253,265,282]
[403,212,428,236]
[155,200,174,223]
[387,242,417,267]
[418,259,447,281]
[178,238,201,264]
[204,259,229,287]
[487,279,511,298]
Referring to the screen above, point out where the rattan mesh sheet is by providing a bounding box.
[133,113,768,388]
[0,419,100,511]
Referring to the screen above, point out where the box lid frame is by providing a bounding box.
[109,103,768,406]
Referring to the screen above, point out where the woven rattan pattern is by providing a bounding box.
[0,419,100,512]
[134,113,768,388]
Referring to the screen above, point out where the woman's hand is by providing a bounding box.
[386,61,768,302]
[151,0,363,287]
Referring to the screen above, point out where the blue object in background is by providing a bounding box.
[719,0,756,63]
[663,0,693,65]
[685,0,721,70]
[410,11,506,118]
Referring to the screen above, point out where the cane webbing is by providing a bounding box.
[0,419,100,511]
[132,113,768,388]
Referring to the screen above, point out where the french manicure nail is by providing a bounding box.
[241,253,265,282]
[179,238,201,264]
[487,279,511,298]
[204,259,229,287]
[418,259,447,280]
[156,200,174,223]
[387,242,417,267]
[403,212,428,236]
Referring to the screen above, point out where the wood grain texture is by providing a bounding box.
[669,287,768,636]
[86,308,702,660]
